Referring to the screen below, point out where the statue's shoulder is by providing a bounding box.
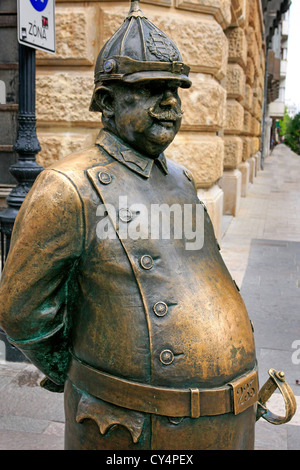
[47,144,111,174]
[165,157,186,173]
[165,156,196,188]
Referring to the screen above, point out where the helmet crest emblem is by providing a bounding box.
[146,31,179,62]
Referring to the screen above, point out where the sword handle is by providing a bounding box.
[256,368,297,425]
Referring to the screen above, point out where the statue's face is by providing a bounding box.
[108,80,183,157]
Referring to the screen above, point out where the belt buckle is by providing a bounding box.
[229,370,259,415]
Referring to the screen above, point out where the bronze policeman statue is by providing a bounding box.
[0,0,296,450]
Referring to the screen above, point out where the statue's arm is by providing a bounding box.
[0,169,84,386]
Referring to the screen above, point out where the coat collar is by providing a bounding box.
[95,129,168,178]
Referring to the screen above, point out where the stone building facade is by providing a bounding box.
[0,0,290,241]
[263,10,289,159]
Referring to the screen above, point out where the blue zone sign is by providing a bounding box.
[30,0,49,12]
[18,0,55,53]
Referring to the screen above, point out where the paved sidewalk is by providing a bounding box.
[0,143,299,450]
[0,361,64,450]
[221,144,300,450]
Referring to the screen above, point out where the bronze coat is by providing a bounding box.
[0,129,257,449]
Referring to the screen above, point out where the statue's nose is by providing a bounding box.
[160,91,178,109]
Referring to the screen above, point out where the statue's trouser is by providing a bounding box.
[64,379,256,450]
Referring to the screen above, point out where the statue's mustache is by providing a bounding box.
[148,107,184,122]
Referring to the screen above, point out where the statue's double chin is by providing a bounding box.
[145,123,177,150]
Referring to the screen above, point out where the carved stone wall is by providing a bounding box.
[35,0,266,238]
[221,0,265,214]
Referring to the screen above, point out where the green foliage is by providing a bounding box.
[284,112,300,154]
[278,107,291,137]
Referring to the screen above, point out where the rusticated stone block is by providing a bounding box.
[175,0,231,29]
[180,74,226,131]
[101,5,228,79]
[225,63,245,101]
[249,136,257,155]
[36,131,97,168]
[245,57,255,85]
[252,118,261,137]
[36,6,98,65]
[253,137,260,153]
[231,0,244,17]
[241,136,251,161]
[166,134,224,188]
[241,83,253,111]
[259,49,266,75]
[256,25,263,52]
[224,99,244,134]
[252,96,261,120]
[216,0,232,24]
[226,27,247,68]
[252,47,260,74]
[243,110,252,135]
[223,136,243,169]
[248,136,254,156]
[36,72,98,124]
[253,82,263,105]
[247,0,258,29]
[230,0,246,28]
[245,27,256,60]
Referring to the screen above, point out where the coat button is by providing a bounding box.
[183,169,193,181]
[119,208,133,223]
[159,349,174,365]
[140,255,154,270]
[98,171,112,185]
[153,301,168,317]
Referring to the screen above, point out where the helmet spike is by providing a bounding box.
[89,0,191,111]
[128,0,145,18]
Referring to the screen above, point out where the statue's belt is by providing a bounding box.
[68,355,258,418]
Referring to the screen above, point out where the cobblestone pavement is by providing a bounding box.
[0,144,299,450]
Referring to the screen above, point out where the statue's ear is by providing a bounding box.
[95,86,115,118]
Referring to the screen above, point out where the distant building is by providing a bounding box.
[263,5,290,156]
[286,100,298,118]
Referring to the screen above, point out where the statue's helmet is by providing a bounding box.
[90,0,192,111]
